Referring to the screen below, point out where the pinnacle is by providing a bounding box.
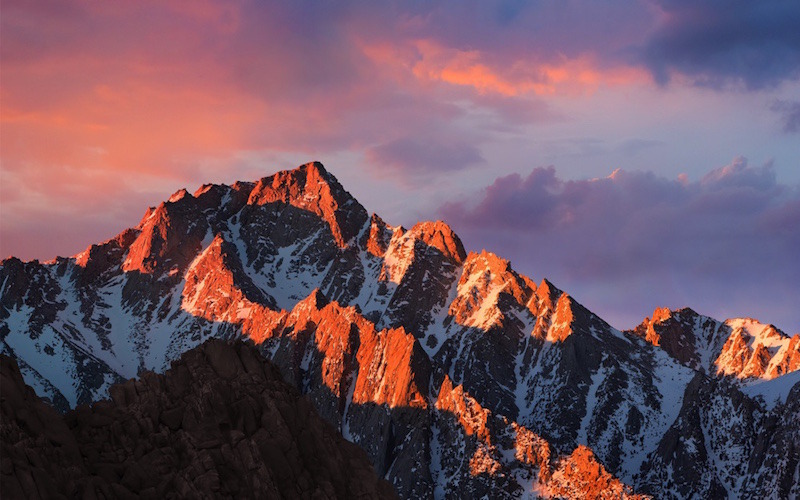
[300,160,329,177]
[297,288,330,311]
[409,220,467,263]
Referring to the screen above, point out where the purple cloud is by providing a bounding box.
[771,100,800,133]
[366,135,485,177]
[642,0,800,88]
[439,158,800,332]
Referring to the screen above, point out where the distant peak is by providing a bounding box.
[651,307,673,323]
[193,183,223,198]
[536,278,562,302]
[254,161,335,197]
[408,220,467,263]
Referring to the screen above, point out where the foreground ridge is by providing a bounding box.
[1,339,397,499]
[2,162,799,498]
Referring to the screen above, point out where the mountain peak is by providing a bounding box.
[249,162,337,203]
[167,188,191,203]
[303,159,329,176]
[247,162,368,247]
[651,307,673,323]
[408,220,467,263]
[650,307,699,324]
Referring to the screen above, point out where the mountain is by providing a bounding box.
[2,161,799,498]
[1,339,396,499]
[630,307,800,380]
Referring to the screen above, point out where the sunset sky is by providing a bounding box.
[2,0,799,331]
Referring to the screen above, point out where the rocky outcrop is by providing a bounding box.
[637,372,800,499]
[630,308,800,381]
[432,376,648,499]
[546,446,648,500]
[1,340,396,499]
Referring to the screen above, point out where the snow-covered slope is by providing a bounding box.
[2,162,798,498]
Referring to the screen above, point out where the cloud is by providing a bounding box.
[615,138,665,156]
[407,39,649,98]
[366,135,484,177]
[2,0,798,264]
[642,0,800,88]
[439,158,800,332]
[771,100,800,133]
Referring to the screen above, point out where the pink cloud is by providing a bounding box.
[410,41,649,96]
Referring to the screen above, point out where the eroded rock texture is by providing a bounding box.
[1,340,396,499]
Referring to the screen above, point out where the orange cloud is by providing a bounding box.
[407,40,648,96]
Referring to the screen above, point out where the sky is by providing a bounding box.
[1,0,799,332]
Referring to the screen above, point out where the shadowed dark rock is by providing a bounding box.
[1,339,397,499]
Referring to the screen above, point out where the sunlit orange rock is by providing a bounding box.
[767,334,800,378]
[246,161,367,248]
[527,279,577,342]
[353,326,429,408]
[181,234,283,343]
[123,196,207,274]
[363,213,392,257]
[741,343,772,379]
[511,423,552,482]
[631,309,800,382]
[448,250,533,330]
[436,375,492,442]
[408,220,467,264]
[468,445,503,476]
[434,377,646,498]
[546,445,649,500]
[716,330,753,378]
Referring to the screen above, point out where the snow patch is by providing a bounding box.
[577,357,608,446]
[741,370,800,409]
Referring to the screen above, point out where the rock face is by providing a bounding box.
[2,161,799,498]
[1,339,396,499]
[432,375,647,500]
[630,307,800,380]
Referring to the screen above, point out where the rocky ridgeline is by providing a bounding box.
[1,339,396,499]
[2,162,799,498]
[630,307,800,379]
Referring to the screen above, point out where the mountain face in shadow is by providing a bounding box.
[1,339,397,499]
[2,161,799,498]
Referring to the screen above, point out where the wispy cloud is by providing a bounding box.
[366,135,485,178]
[771,100,800,133]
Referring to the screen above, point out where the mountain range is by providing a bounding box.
[2,161,798,498]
